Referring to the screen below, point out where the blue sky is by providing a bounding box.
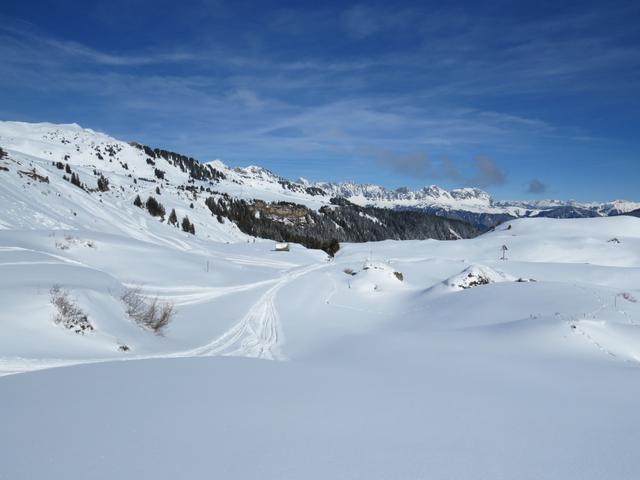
[1,0,638,201]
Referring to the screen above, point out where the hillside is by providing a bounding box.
[2,121,640,479]
[0,121,477,253]
[2,212,640,478]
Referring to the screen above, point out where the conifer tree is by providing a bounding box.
[146,196,166,218]
[134,194,143,207]
[168,208,178,226]
[97,175,109,192]
[181,216,191,233]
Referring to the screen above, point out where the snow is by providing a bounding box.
[2,121,640,479]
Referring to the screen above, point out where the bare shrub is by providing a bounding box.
[121,287,174,335]
[621,292,637,303]
[50,285,94,334]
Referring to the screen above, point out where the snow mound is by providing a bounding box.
[348,261,405,293]
[439,264,516,293]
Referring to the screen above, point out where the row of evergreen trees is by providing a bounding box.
[131,143,226,183]
[54,161,108,193]
[133,195,195,234]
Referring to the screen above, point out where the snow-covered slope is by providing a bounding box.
[3,121,640,479]
[2,215,640,479]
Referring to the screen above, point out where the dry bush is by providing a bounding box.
[621,292,637,303]
[50,285,94,335]
[121,287,174,335]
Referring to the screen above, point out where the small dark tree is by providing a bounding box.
[155,186,161,195]
[134,194,143,207]
[189,202,194,209]
[189,223,195,235]
[154,168,165,180]
[97,175,109,192]
[168,208,178,226]
[70,172,83,189]
[65,163,72,174]
[146,196,166,218]
[181,216,192,233]
[0,147,6,159]
[325,239,340,257]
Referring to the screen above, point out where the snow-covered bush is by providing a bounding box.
[50,286,94,335]
[121,287,174,335]
[55,234,96,250]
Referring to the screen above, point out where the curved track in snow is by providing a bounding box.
[181,263,328,360]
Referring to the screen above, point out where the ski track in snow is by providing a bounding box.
[178,263,328,360]
[126,279,279,306]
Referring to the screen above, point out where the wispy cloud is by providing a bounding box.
[0,23,197,66]
[468,156,507,188]
[527,179,548,194]
[363,146,507,189]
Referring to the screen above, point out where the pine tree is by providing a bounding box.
[181,216,192,233]
[65,164,72,174]
[133,194,143,208]
[146,196,166,218]
[70,172,83,189]
[155,186,161,195]
[97,175,109,192]
[168,208,178,226]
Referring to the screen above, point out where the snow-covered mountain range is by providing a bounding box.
[0,121,477,249]
[1,121,636,233]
